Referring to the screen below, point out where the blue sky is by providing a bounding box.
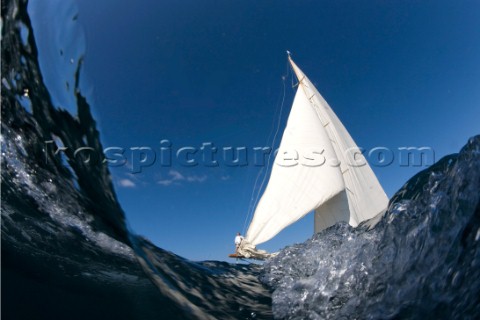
[31,0,479,261]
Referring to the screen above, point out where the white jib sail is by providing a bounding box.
[245,79,345,246]
[288,58,388,232]
[245,57,388,247]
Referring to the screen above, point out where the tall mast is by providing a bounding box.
[287,52,306,86]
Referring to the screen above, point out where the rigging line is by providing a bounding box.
[245,78,286,235]
[291,69,296,88]
[242,167,264,235]
[242,61,290,235]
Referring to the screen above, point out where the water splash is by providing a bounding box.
[2,1,272,319]
[261,137,480,319]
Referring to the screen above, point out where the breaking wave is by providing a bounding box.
[261,137,480,319]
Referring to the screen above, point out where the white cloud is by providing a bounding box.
[157,170,207,186]
[157,179,174,186]
[169,170,185,181]
[118,178,136,188]
[186,175,207,182]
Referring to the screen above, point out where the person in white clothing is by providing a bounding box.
[234,232,244,253]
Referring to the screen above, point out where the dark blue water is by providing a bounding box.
[261,139,480,319]
[2,0,479,319]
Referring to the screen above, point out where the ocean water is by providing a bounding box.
[261,139,480,319]
[2,0,479,319]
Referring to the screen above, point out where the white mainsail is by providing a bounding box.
[244,55,388,249]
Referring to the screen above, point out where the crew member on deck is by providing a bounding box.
[234,232,244,253]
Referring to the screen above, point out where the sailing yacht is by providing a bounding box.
[234,54,388,260]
